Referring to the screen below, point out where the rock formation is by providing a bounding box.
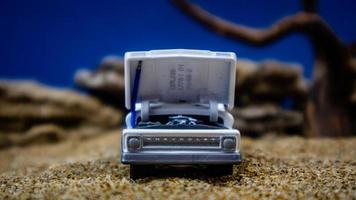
[232,105,304,137]
[75,55,126,108]
[0,80,122,148]
[236,59,307,109]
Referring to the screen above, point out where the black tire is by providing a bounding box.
[206,164,233,176]
[130,165,155,180]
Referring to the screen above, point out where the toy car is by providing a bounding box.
[121,49,241,179]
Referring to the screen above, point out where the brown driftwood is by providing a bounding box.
[172,0,356,136]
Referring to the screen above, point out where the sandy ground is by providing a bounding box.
[0,130,355,199]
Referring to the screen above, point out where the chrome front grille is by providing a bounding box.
[142,136,221,148]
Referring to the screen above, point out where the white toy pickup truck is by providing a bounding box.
[121,49,241,179]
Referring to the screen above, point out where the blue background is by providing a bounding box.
[0,0,355,87]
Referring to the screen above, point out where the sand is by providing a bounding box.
[0,130,355,199]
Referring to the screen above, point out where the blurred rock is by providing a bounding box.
[233,60,307,136]
[236,59,308,109]
[0,80,122,148]
[12,124,65,147]
[0,134,12,149]
[75,56,125,108]
[232,104,304,137]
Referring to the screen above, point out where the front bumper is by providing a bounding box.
[121,152,242,164]
[121,129,241,164]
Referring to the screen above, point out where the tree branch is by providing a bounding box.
[172,0,340,48]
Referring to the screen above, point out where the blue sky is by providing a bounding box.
[0,0,355,87]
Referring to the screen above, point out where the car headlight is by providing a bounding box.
[222,137,236,152]
[127,136,141,151]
